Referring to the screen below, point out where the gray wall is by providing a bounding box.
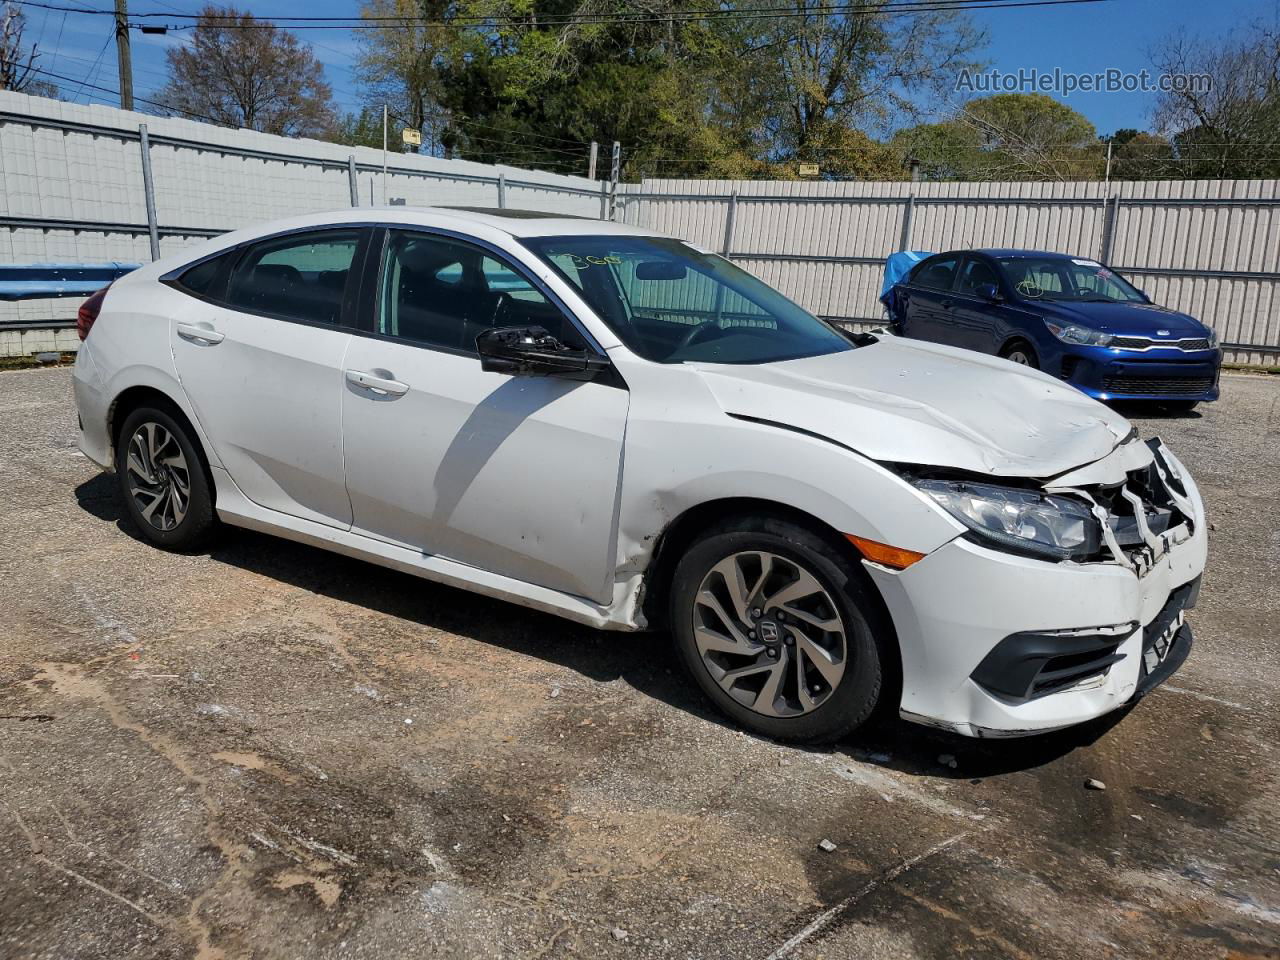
[0,91,607,329]
[618,178,1280,364]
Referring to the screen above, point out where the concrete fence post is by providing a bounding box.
[600,181,609,221]
[899,193,916,252]
[348,156,359,207]
[138,123,161,261]
[497,173,507,209]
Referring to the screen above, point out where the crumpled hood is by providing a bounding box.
[1036,299,1206,336]
[694,336,1134,478]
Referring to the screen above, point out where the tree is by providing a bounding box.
[892,95,1099,181]
[1,2,57,96]
[352,0,984,180]
[742,0,985,164]
[1151,19,1280,179]
[1105,129,1175,181]
[956,93,1100,180]
[332,107,386,150]
[355,0,463,156]
[155,5,336,137]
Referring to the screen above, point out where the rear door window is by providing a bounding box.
[912,256,959,291]
[223,230,362,326]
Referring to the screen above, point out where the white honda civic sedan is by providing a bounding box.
[73,207,1207,742]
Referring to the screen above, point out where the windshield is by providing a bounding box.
[997,257,1146,303]
[520,235,855,364]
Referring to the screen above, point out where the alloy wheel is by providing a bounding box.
[692,551,847,717]
[125,421,190,532]
[1007,349,1031,365]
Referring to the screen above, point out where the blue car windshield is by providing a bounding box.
[520,235,857,364]
[998,257,1146,303]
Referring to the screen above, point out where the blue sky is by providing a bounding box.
[23,0,1270,137]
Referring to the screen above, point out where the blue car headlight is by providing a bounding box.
[913,478,1101,561]
[1044,319,1113,347]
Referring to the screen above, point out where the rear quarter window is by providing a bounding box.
[173,251,234,301]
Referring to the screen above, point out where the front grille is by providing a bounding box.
[1109,336,1212,351]
[1102,376,1213,396]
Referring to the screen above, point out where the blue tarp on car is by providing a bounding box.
[879,250,931,324]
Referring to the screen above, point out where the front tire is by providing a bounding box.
[669,516,888,743]
[1000,340,1039,368]
[115,405,216,550]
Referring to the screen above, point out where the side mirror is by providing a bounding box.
[476,326,607,380]
[974,283,1001,302]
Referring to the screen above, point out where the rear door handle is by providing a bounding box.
[940,299,955,310]
[176,322,225,345]
[345,369,409,398]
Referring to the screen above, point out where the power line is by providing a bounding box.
[13,0,1114,31]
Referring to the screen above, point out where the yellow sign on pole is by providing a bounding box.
[402,128,422,147]
[798,163,820,177]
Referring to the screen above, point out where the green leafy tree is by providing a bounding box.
[956,93,1101,180]
[331,106,387,149]
[1105,129,1176,181]
[352,0,983,180]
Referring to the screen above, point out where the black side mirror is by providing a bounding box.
[974,283,1001,302]
[476,326,608,380]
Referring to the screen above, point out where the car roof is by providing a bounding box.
[970,248,1091,261]
[232,206,663,240]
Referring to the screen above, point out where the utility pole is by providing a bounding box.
[114,0,133,110]
[381,103,388,205]
[588,141,598,180]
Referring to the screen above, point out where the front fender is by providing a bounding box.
[614,412,966,584]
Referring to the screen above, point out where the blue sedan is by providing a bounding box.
[882,249,1222,409]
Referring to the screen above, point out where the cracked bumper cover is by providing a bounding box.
[865,444,1208,738]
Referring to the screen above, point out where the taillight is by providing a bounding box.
[77,284,110,341]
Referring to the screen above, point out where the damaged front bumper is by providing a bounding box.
[867,438,1207,738]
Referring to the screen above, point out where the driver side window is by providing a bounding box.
[378,231,582,352]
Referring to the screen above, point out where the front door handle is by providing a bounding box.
[176,322,225,345]
[940,298,955,310]
[345,369,409,397]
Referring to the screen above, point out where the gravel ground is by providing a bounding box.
[1,367,1277,960]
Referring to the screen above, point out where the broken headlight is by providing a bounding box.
[913,479,1101,561]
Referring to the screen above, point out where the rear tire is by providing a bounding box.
[1000,340,1039,368]
[115,405,216,550]
[669,516,889,744]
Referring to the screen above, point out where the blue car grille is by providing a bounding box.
[1103,375,1214,396]
[1110,335,1212,351]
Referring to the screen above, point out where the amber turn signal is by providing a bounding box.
[846,534,926,570]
